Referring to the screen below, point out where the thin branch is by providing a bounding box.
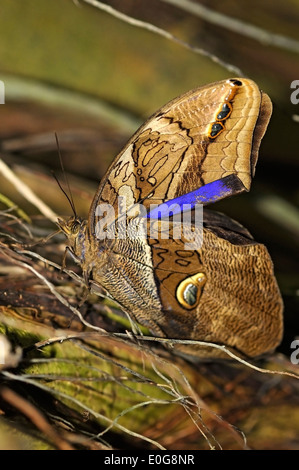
[160,0,299,54]
[0,157,57,223]
[0,246,103,333]
[0,193,31,223]
[0,387,74,450]
[79,0,243,76]
[1,371,166,450]
[18,261,105,333]
[114,334,299,380]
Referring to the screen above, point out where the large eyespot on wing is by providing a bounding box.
[147,218,283,359]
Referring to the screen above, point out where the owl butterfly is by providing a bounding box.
[59,78,283,360]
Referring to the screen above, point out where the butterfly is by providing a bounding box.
[59,78,283,359]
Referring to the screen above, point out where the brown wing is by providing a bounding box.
[84,77,279,358]
[89,78,272,235]
[148,217,283,359]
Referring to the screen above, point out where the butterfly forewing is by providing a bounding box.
[67,77,283,359]
[89,78,271,234]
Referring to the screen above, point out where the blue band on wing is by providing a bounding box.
[146,174,246,219]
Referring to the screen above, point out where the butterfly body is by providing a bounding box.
[60,78,283,359]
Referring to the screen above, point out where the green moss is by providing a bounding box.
[0,312,178,435]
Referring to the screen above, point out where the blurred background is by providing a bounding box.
[1,0,298,347]
[0,0,299,450]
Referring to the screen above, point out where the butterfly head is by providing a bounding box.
[57,216,88,265]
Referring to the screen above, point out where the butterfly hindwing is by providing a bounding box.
[148,214,283,358]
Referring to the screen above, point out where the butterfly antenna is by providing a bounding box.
[54,132,77,218]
